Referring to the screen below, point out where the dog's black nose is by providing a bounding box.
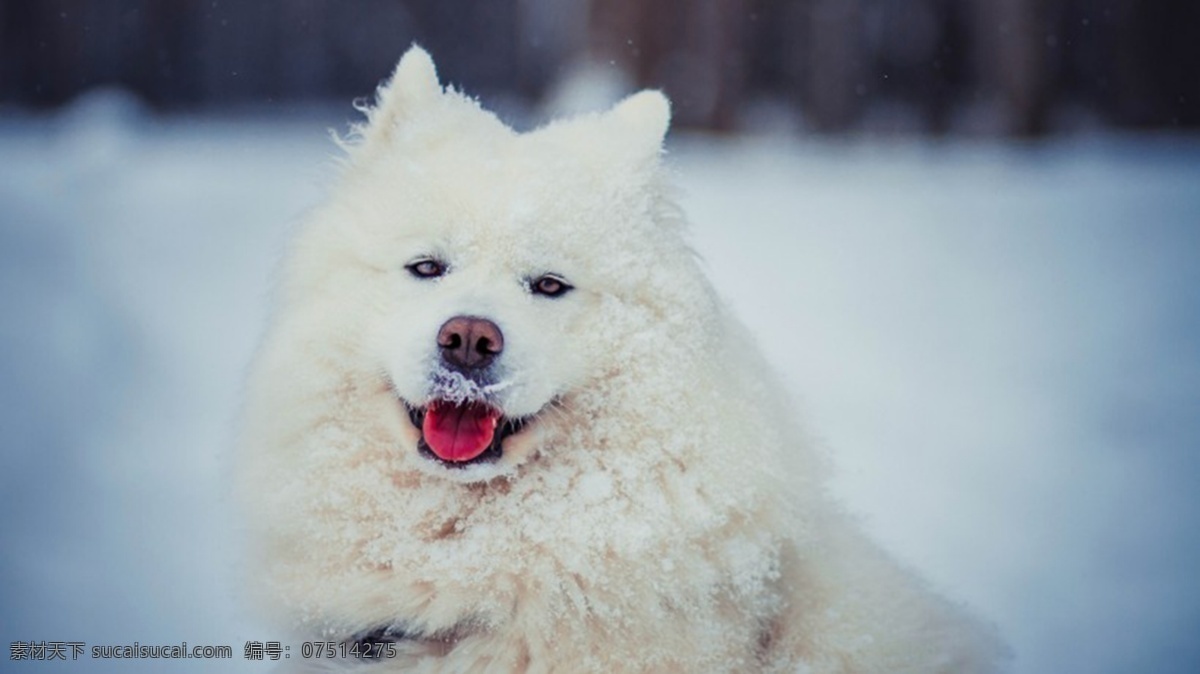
[437,316,504,370]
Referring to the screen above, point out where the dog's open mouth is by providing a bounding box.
[406,400,528,468]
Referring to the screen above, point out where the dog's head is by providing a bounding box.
[276,47,703,483]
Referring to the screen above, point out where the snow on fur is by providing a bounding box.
[237,46,1008,673]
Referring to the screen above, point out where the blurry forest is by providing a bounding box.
[1,0,1197,136]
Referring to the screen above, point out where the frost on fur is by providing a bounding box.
[425,365,512,405]
[237,46,1009,674]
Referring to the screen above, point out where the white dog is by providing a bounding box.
[237,46,1007,673]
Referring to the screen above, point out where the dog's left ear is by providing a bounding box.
[357,45,442,148]
[609,90,671,162]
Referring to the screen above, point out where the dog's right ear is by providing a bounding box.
[610,90,671,157]
[356,45,442,149]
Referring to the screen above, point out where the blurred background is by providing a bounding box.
[3,0,1199,135]
[2,2,1199,674]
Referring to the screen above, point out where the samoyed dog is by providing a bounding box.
[237,46,1006,673]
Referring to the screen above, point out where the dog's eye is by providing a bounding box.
[530,274,573,298]
[406,258,446,279]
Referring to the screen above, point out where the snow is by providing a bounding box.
[2,95,1199,673]
[677,136,1200,674]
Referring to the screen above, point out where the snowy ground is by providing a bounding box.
[2,96,1199,673]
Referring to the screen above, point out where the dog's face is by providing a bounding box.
[286,48,680,483]
[372,174,599,481]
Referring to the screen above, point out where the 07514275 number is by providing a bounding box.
[300,641,397,659]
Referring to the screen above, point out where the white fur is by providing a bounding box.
[237,46,1008,673]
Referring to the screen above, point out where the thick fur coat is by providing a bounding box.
[237,47,1007,673]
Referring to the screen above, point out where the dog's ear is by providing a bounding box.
[609,90,671,161]
[358,45,442,148]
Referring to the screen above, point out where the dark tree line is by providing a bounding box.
[0,0,549,108]
[1,0,1196,136]
[589,0,1200,134]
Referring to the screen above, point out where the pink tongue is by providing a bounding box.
[422,401,500,463]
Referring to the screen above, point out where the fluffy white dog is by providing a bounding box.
[237,46,1007,673]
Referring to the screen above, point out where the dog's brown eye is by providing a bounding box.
[531,275,572,298]
[406,258,446,279]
